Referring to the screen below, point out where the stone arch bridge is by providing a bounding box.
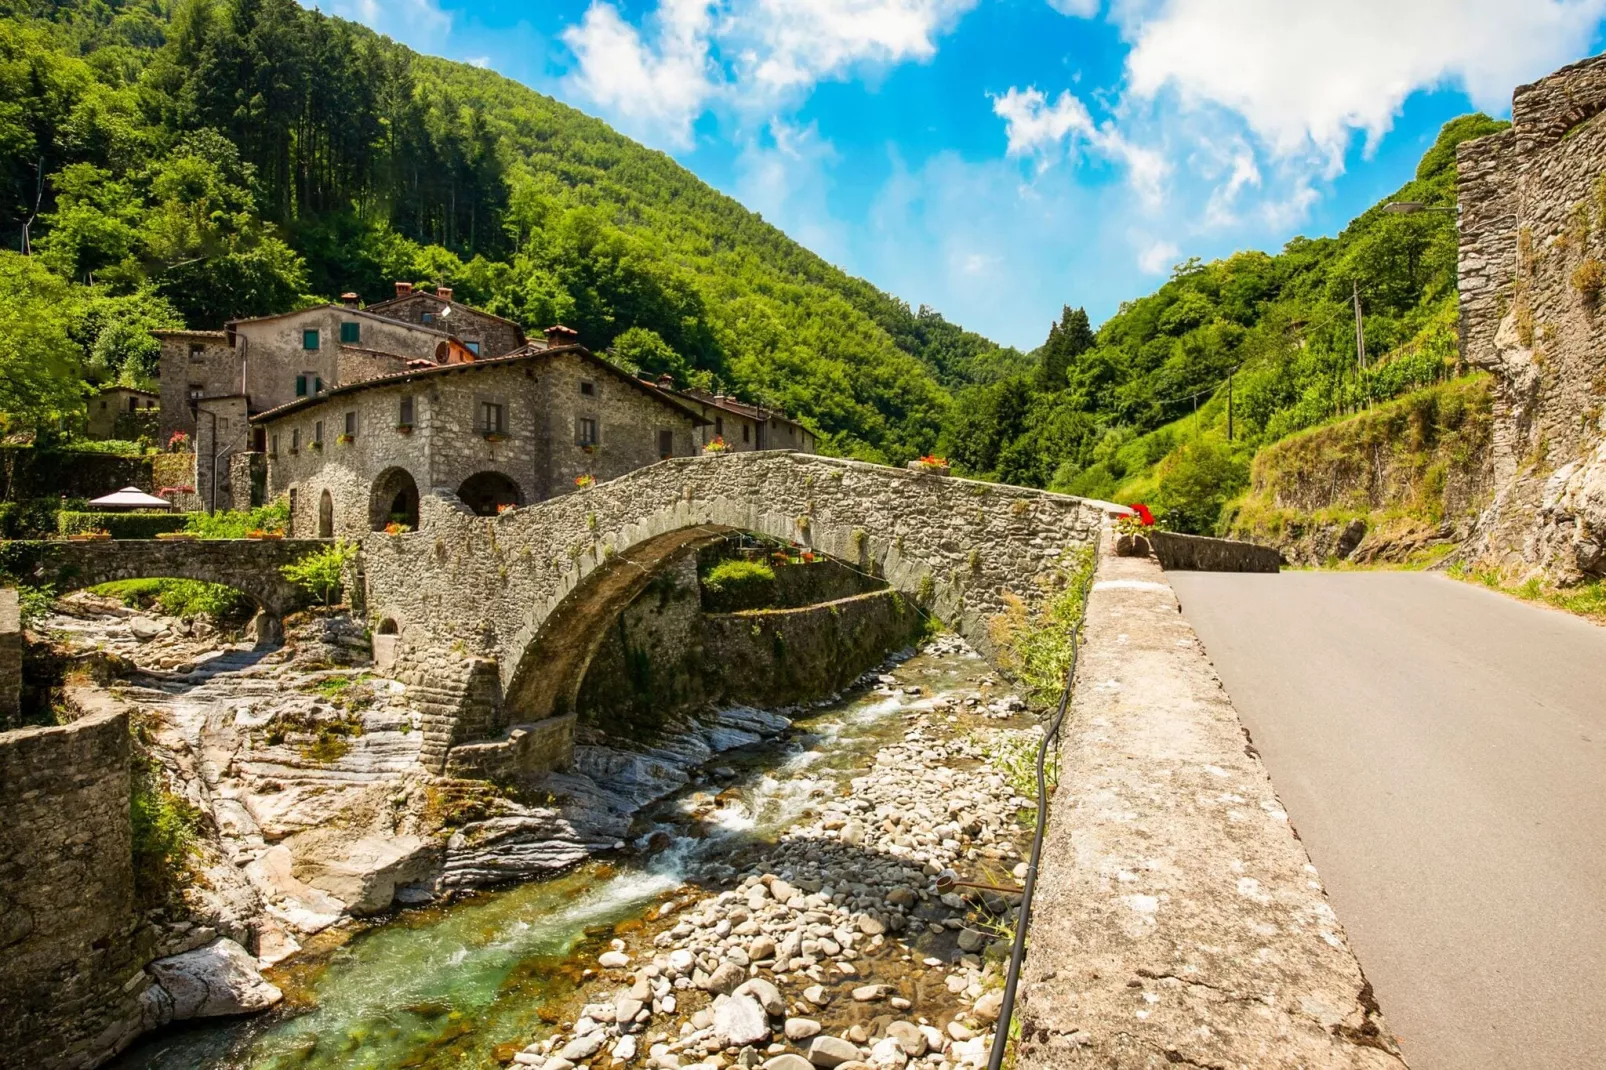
[10,538,325,617]
[357,451,1114,775]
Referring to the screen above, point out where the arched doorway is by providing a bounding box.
[318,490,334,538]
[458,471,522,517]
[370,467,421,531]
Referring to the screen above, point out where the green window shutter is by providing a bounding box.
[303,329,320,350]
[314,377,323,394]
[295,375,308,397]
[340,321,360,344]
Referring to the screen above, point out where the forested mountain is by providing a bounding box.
[0,0,1505,521]
[935,113,1504,528]
[0,0,1018,463]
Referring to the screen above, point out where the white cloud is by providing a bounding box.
[466,55,491,68]
[324,0,451,50]
[729,0,978,95]
[1122,0,1606,166]
[1046,0,1101,15]
[1136,238,1179,274]
[992,86,1169,209]
[562,0,719,151]
[734,119,848,262]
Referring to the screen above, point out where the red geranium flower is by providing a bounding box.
[1128,502,1155,526]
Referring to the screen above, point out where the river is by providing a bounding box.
[111,638,1010,1070]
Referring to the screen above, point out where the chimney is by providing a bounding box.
[544,324,579,348]
[395,281,413,298]
[657,373,674,390]
[437,286,453,302]
[340,292,360,308]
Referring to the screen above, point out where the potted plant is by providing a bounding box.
[310,440,323,452]
[483,431,507,443]
[574,474,596,489]
[395,423,413,435]
[166,431,190,453]
[909,454,950,475]
[704,435,730,454]
[246,528,286,540]
[67,528,112,542]
[336,433,355,445]
[156,531,198,542]
[383,521,412,535]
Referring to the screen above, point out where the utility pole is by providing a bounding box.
[1352,280,1368,412]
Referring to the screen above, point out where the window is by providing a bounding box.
[188,384,204,400]
[291,429,300,451]
[270,433,279,456]
[715,415,724,436]
[742,424,750,444]
[580,380,595,397]
[421,312,435,325]
[296,374,308,397]
[303,328,320,351]
[314,420,324,445]
[314,376,324,395]
[464,341,481,356]
[479,401,505,434]
[129,397,138,412]
[189,343,205,360]
[344,411,356,436]
[659,429,674,458]
[340,321,361,344]
[578,416,599,446]
[99,400,108,411]
[399,396,415,426]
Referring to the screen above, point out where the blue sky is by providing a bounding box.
[327,0,1606,350]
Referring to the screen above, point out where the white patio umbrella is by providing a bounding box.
[87,487,175,510]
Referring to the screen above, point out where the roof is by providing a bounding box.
[95,385,159,398]
[251,345,711,426]
[225,304,452,340]
[362,291,529,343]
[667,386,812,433]
[152,329,228,340]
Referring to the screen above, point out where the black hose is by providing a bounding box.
[985,541,1100,1070]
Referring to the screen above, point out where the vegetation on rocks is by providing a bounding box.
[699,559,778,613]
[182,498,290,539]
[280,539,356,605]
[986,545,1095,707]
[90,576,248,619]
[129,744,200,907]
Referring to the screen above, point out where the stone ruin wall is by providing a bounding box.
[1459,51,1606,580]
[0,707,155,1070]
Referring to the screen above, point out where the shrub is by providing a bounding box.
[90,578,248,620]
[701,558,777,612]
[281,539,357,605]
[184,497,290,539]
[15,584,56,629]
[130,749,199,906]
[1152,438,1249,535]
[1573,258,1606,302]
[58,511,189,539]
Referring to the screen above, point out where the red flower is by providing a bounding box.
[1128,502,1155,526]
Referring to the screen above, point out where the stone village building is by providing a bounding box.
[652,376,819,454]
[85,386,158,441]
[253,344,710,537]
[152,285,530,511]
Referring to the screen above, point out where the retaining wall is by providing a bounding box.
[1139,530,1282,573]
[0,589,18,729]
[1016,540,1403,1068]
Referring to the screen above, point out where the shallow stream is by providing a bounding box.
[112,643,995,1070]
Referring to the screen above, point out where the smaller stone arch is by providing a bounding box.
[458,470,523,517]
[370,467,421,531]
[318,489,334,538]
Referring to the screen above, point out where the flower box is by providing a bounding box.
[336,433,355,445]
[67,532,112,542]
[908,455,950,475]
[246,529,285,540]
[310,441,323,451]
[155,532,198,542]
[394,424,413,435]
[484,432,507,443]
[574,474,596,489]
[383,522,412,535]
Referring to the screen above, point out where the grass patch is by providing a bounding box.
[130,749,200,907]
[1449,562,1606,624]
[981,728,1056,800]
[986,544,1096,706]
[700,558,777,612]
[90,577,249,619]
[261,710,365,763]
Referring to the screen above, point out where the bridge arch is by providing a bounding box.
[359,452,1111,771]
[370,466,420,531]
[458,470,523,517]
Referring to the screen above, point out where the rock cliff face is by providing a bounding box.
[1459,52,1606,581]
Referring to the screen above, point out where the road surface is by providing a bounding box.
[1169,570,1606,1070]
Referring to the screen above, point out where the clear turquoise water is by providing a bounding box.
[111,644,987,1070]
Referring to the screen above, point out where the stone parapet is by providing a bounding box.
[1016,542,1404,1068]
[0,588,19,728]
[1122,530,1282,573]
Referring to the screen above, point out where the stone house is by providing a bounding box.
[85,387,158,441]
[252,345,708,537]
[651,377,817,454]
[362,282,526,358]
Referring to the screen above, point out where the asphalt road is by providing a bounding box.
[1169,570,1606,1070]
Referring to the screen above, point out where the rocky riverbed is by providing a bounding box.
[35,585,1046,1070]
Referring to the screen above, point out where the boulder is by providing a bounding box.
[765,1057,815,1070]
[807,1036,861,1068]
[784,1018,822,1041]
[561,1034,607,1061]
[703,961,746,994]
[715,994,771,1046]
[291,834,437,916]
[734,977,785,1016]
[144,938,282,1023]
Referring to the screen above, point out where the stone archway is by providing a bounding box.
[458,471,523,517]
[370,467,420,531]
[318,490,334,538]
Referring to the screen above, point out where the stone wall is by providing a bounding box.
[0,710,153,1070]
[259,350,701,537]
[156,331,234,442]
[360,451,1109,774]
[1135,530,1282,573]
[1458,51,1606,580]
[0,589,18,729]
[365,291,525,358]
[702,590,922,708]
